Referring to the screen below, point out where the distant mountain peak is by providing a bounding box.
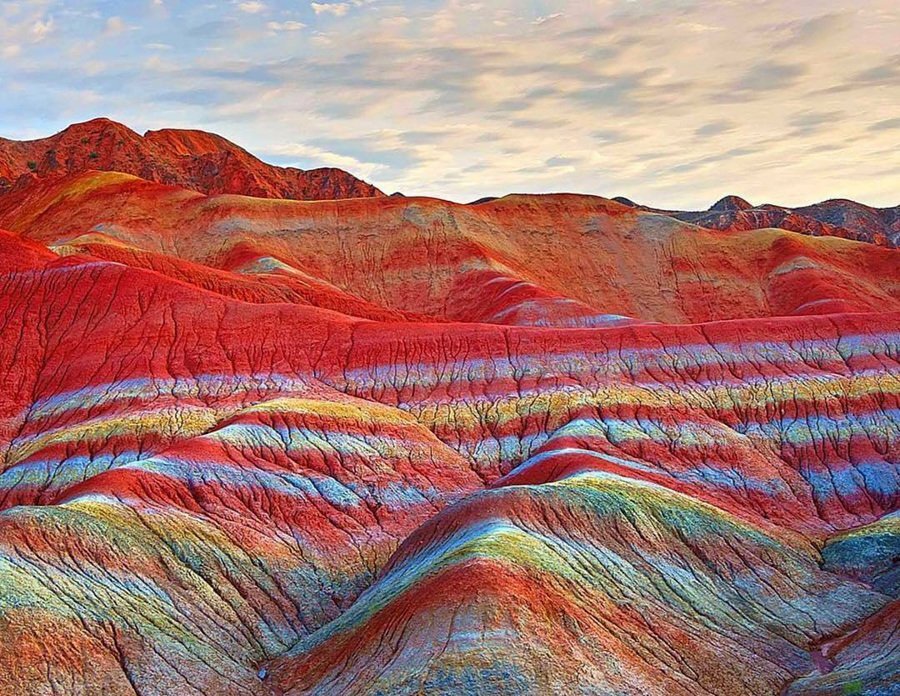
[0,117,384,201]
[709,195,752,212]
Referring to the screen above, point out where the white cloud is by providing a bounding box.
[265,142,384,179]
[238,1,266,13]
[380,16,411,28]
[267,20,306,32]
[311,2,350,17]
[532,13,563,25]
[30,16,53,41]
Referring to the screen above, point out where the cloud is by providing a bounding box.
[263,141,385,179]
[825,55,900,93]
[773,12,846,49]
[267,20,305,32]
[30,16,53,41]
[532,13,563,26]
[733,61,808,93]
[311,2,349,17]
[237,1,267,13]
[869,117,900,131]
[695,120,736,138]
[104,16,126,36]
[546,155,579,167]
[788,110,843,137]
[853,54,900,87]
[155,88,236,106]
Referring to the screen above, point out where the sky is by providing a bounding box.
[0,0,898,207]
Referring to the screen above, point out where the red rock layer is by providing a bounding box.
[0,118,383,200]
[0,172,897,327]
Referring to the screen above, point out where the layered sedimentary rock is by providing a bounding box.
[0,119,383,200]
[618,195,900,248]
[1,172,897,327]
[269,471,885,695]
[0,134,898,695]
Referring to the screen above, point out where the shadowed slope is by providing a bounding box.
[786,512,900,695]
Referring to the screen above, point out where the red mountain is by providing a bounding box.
[617,195,900,247]
[0,123,897,696]
[0,118,384,200]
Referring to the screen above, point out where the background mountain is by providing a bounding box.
[0,118,384,200]
[616,194,900,248]
[0,122,897,696]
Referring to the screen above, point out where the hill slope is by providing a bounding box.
[0,171,897,327]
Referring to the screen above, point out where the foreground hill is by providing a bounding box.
[0,118,383,200]
[0,130,897,696]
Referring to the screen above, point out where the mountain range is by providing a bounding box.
[0,119,897,696]
[617,194,900,248]
[0,118,383,200]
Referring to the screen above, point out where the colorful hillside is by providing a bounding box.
[0,127,897,696]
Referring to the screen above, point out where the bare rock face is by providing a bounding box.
[0,118,383,200]
[0,124,898,696]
